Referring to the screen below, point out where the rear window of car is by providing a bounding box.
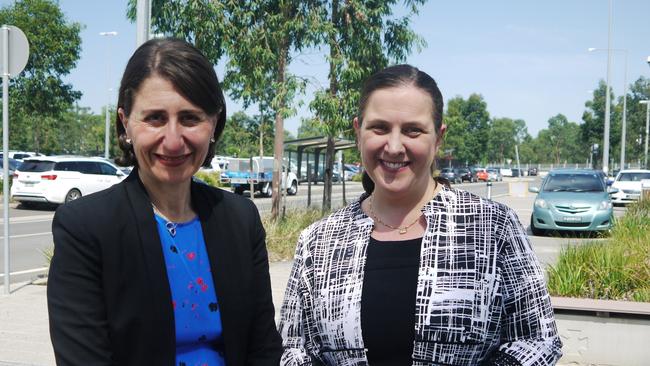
[618,172,650,182]
[17,160,55,172]
[543,174,605,192]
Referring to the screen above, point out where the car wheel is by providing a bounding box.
[287,180,298,196]
[234,186,244,195]
[262,182,272,197]
[530,216,545,236]
[65,189,82,203]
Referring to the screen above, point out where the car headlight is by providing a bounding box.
[534,198,547,209]
[598,200,612,210]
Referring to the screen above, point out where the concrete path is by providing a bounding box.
[0,192,603,365]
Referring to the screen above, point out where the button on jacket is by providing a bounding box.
[279,186,562,365]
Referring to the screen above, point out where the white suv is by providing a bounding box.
[11,156,127,205]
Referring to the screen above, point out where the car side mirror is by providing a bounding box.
[528,186,540,193]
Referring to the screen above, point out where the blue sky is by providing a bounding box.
[9,0,650,137]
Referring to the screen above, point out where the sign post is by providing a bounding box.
[1,25,29,294]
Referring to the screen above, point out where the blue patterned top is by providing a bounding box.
[155,214,226,366]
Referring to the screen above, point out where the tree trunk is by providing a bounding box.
[271,39,288,220]
[323,0,339,213]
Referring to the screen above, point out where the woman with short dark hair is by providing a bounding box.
[279,64,562,365]
[48,38,282,365]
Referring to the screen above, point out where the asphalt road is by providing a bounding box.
[0,177,627,285]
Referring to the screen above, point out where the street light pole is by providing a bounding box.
[641,100,650,169]
[99,31,117,159]
[602,0,613,175]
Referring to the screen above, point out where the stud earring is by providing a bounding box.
[125,138,132,145]
[210,137,215,143]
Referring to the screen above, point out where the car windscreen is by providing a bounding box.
[543,174,605,192]
[17,160,55,172]
[617,172,650,182]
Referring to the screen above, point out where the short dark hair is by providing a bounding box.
[114,38,226,167]
[356,64,446,194]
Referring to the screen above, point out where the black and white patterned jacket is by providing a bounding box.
[279,186,562,366]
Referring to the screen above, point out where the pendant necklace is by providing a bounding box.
[152,203,204,288]
[368,196,423,235]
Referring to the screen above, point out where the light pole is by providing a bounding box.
[588,47,628,170]
[641,100,650,169]
[99,31,117,159]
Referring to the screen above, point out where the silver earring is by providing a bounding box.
[210,137,215,143]
[125,138,132,145]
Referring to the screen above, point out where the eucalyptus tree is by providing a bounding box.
[131,0,321,219]
[0,0,82,152]
[310,0,427,211]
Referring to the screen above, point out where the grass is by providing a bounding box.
[547,197,650,302]
[263,208,327,261]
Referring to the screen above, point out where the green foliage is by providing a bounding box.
[263,208,327,261]
[0,0,82,153]
[443,94,491,165]
[547,198,650,302]
[193,171,223,188]
[309,0,427,139]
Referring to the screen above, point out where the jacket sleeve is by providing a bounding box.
[278,229,317,366]
[246,202,284,365]
[47,204,113,365]
[491,208,563,366]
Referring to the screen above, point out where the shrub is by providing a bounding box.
[547,198,650,302]
[263,208,327,261]
[194,171,223,188]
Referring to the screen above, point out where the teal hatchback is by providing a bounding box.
[528,170,617,235]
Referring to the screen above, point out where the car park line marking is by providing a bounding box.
[0,266,48,278]
[0,231,52,240]
[0,214,54,224]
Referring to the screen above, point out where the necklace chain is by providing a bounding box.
[368,196,423,235]
[152,203,178,237]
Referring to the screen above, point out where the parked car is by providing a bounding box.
[0,151,43,162]
[220,156,298,197]
[528,169,616,236]
[610,169,650,205]
[528,167,538,176]
[439,167,460,183]
[342,164,360,181]
[511,168,524,178]
[499,168,513,177]
[0,158,20,180]
[474,167,489,182]
[10,156,127,206]
[486,167,502,182]
[455,167,475,183]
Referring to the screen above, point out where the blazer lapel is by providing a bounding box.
[191,183,242,363]
[122,170,175,357]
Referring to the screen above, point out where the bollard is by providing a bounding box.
[487,181,492,200]
[307,163,312,207]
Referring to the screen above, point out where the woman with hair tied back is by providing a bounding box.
[47,38,282,365]
[279,64,562,365]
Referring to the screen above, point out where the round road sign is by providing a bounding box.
[0,25,29,78]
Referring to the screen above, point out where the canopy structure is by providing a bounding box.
[284,136,356,182]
